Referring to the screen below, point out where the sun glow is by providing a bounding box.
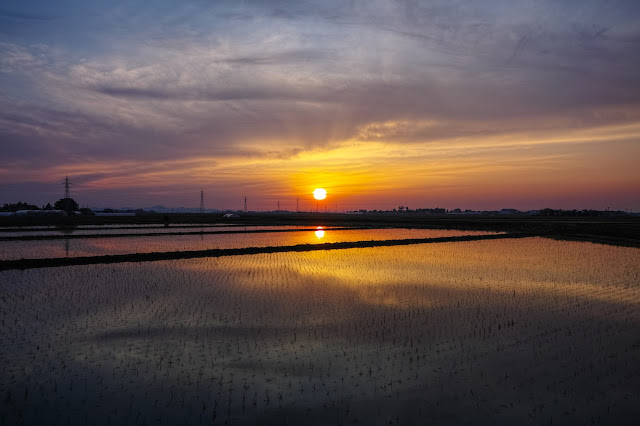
[313,188,327,200]
[315,226,325,239]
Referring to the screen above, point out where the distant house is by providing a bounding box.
[449,209,482,215]
[13,210,67,217]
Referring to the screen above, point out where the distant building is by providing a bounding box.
[449,209,482,215]
[13,210,67,217]
[499,209,521,215]
[223,213,240,218]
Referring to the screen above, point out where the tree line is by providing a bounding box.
[1,198,92,214]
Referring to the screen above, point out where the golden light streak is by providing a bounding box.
[17,117,638,210]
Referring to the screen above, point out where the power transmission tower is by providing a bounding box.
[296,198,299,213]
[199,190,205,213]
[62,176,72,199]
[244,196,247,213]
[277,200,280,211]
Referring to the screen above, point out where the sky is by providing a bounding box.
[1,0,639,212]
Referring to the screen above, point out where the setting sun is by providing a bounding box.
[313,188,327,200]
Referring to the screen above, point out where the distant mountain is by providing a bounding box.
[144,205,171,212]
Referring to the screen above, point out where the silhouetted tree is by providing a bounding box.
[1,202,40,212]
[53,198,79,213]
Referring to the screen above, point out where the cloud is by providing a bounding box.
[0,7,53,22]
[0,42,44,71]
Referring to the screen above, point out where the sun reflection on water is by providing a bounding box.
[314,226,325,239]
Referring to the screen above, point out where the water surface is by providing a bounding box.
[0,228,497,260]
[0,225,323,238]
[1,237,638,425]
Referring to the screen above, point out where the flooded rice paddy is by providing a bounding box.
[0,228,639,425]
[0,228,497,261]
[0,225,327,238]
